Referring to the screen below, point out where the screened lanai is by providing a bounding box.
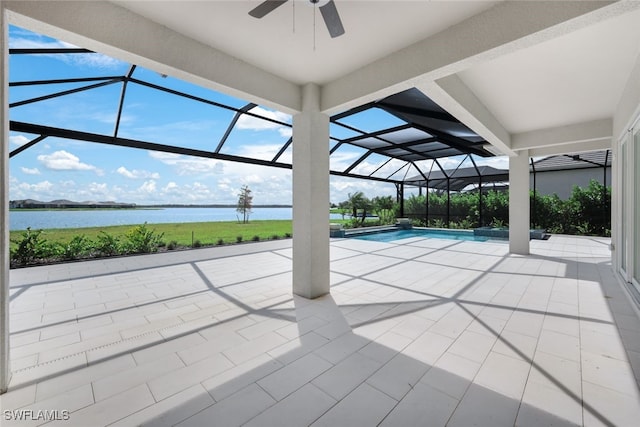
[8,46,495,189]
[2,2,640,425]
[400,150,612,231]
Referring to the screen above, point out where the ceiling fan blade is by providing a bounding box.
[249,0,289,19]
[319,0,345,38]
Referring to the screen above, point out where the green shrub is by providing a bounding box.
[236,236,243,243]
[271,234,280,240]
[193,239,202,248]
[217,238,225,246]
[450,218,474,230]
[167,240,178,250]
[429,218,446,228]
[252,235,260,242]
[124,223,165,254]
[490,218,506,229]
[10,228,58,266]
[58,235,93,260]
[95,231,121,256]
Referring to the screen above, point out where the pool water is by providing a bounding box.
[348,228,499,243]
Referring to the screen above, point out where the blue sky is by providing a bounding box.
[8,25,507,206]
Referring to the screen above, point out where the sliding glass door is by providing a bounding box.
[621,138,627,273]
[633,126,640,290]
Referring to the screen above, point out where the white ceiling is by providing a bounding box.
[458,7,640,134]
[113,0,500,85]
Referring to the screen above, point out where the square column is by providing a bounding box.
[1,3,11,393]
[509,150,530,255]
[292,84,330,299]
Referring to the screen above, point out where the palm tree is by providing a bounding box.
[347,192,371,225]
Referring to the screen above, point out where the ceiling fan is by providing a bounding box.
[249,0,345,38]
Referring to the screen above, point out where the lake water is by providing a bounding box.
[9,207,337,231]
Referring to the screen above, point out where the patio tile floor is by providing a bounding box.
[2,235,640,426]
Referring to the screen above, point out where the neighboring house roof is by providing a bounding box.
[531,150,611,172]
[404,150,611,191]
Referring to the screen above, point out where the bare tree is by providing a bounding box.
[236,185,253,223]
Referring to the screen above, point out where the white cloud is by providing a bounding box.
[243,174,264,184]
[330,176,396,205]
[17,180,55,194]
[87,182,109,196]
[237,107,292,138]
[163,182,179,191]
[37,150,100,173]
[10,135,30,147]
[234,143,291,162]
[139,180,157,193]
[117,166,160,180]
[21,167,41,175]
[329,150,362,171]
[149,151,224,176]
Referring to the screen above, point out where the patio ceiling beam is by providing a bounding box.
[419,75,513,156]
[5,0,301,114]
[512,118,613,154]
[321,1,628,114]
[529,139,612,158]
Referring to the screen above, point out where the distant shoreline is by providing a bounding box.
[10,204,293,211]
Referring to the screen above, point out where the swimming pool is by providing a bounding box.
[348,228,502,243]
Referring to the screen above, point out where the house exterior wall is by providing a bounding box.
[613,51,640,306]
[530,168,612,200]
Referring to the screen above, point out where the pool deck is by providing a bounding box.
[2,234,640,426]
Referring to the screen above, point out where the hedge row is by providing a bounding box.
[403,180,610,236]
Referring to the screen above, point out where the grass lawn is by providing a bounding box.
[10,220,293,249]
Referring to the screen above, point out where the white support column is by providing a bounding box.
[292,84,330,299]
[509,150,530,255]
[1,1,11,394]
